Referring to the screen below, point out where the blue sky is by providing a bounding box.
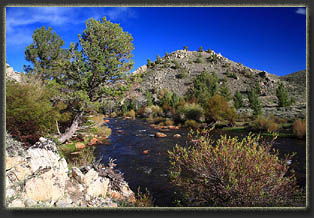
[6,7,306,76]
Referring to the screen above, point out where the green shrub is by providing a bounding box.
[233,90,243,109]
[144,105,163,118]
[173,60,180,69]
[293,119,306,139]
[156,55,162,64]
[6,80,68,147]
[168,130,305,207]
[194,57,202,63]
[147,59,152,68]
[205,48,211,53]
[198,46,203,52]
[176,68,188,79]
[184,120,200,129]
[176,103,204,122]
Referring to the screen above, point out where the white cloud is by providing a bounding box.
[6,7,74,33]
[5,7,137,46]
[296,8,306,15]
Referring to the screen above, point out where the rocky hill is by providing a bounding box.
[127,49,306,119]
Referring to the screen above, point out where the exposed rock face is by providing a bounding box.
[127,49,306,119]
[5,133,135,208]
[6,63,22,82]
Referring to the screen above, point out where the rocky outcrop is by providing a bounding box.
[5,133,135,208]
[6,63,22,82]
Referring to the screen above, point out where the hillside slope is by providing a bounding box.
[128,49,306,119]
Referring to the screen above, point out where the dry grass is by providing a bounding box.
[293,119,306,139]
[253,116,280,133]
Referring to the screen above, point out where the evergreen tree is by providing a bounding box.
[24,26,68,81]
[233,90,243,109]
[25,17,134,143]
[276,82,291,107]
[145,91,153,106]
[219,81,231,101]
[248,87,262,116]
[187,72,218,106]
[147,58,152,68]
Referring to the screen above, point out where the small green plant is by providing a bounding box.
[134,187,154,207]
[147,58,152,68]
[205,48,211,53]
[194,57,202,63]
[226,71,237,79]
[168,129,305,207]
[173,60,180,69]
[155,55,162,64]
[176,68,188,79]
[198,46,203,52]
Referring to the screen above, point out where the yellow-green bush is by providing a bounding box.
[293,119,306,139]
[205,95,237,125]
[6,80,70,147]
[125,109,136,119]
[253,116,280,133]
[176,103,204,122]
[184,120,200,129]
[168,130,305,207]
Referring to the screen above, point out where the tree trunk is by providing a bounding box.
[57,111,84,144]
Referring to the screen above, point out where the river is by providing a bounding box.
[94,118,306,207]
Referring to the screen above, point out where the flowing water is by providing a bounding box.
[94,118,306,207]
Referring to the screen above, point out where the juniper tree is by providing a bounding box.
[248,87,262,116]
[25,17,134,143]
[24,26,68,81]
[187,72,218,106]
[276,82,292,107]
[219,81,231,101]
[233,90,243,109]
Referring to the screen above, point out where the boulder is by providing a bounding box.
[155,132,167,138]
[86,177,110,198]
[142,150,149,155]
[173,134,182,138]
[83,169,99,185]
